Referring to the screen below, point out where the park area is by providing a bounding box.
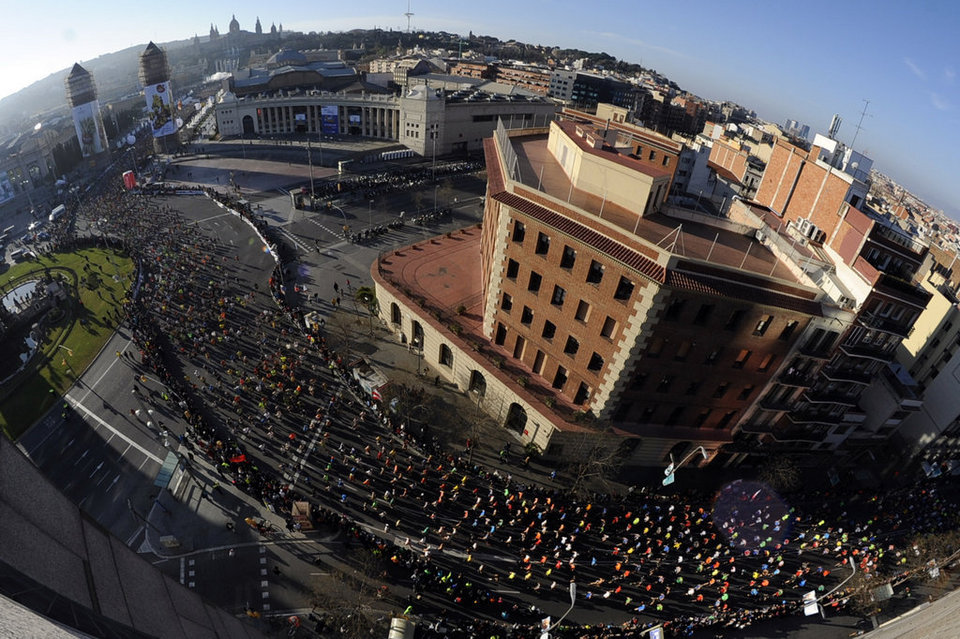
[0,247,133,439]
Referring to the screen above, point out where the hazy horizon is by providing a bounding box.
[3,0,957,218]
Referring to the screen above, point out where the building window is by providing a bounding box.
[573,382,590,405]
[495,322,507,345]
[753,315,774,337]
[521,306,534,325]
[738,385,755,401]
[648,150,656,161]
[693,304,714,326]
[733,349,752,369]
[704,348,723,365]
[657,375,674,392]
[725,310,745,331]
[665,406,684,425]
[587,352,604,371]
[564,336,580,356]
[501,293,513,312]
[552,366,567,390]
[575,300,590,322]
[779,320,798,341]
[533,350,545,375]
[640,405,656,422]
[716,411,737,429]
[757,353,776,372]
[542,320,556,340]
[664,298,685,321]
[661,155,670,167]
[600,316,616,338]
[551,285,566,307]
[614,276,635,301]
[647,337,664,358]
[586,260,604,284]
[439,344,453,367]
[685,380,701,396]
[512,220,525,243]
[560,245,577,269]
[712,382,729,398]
[528,271,542,292]
[506,259,519,279]
[694,409,712,427]
[674,340,692,362]
[535,232,551,255]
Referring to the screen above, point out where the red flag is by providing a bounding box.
[229,454,247,463]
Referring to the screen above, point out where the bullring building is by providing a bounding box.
[214,49,557,157]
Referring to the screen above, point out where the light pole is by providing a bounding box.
[433,184,438,213]
[662,446,708,486]
[57,344,77,379]
[412,337,422,375]
[539,581,577,638]
[369,199,374,229]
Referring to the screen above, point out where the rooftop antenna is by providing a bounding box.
[850,99,872,150]
[404,0,414,33]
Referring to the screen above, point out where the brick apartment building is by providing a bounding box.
[374,117,834,466]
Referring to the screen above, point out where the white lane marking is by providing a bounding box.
[89,461,104,478]
[66,395,163,463]
[179,558,185,584]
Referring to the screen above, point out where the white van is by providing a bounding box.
[49,204,66,222]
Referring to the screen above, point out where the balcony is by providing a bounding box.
[778,369,815,387]
[788,410,843,426]
[821,367,873,385]
[758,395,795,412]
[798,343,833,360]
[839,342,895,362]
[857,313,911,339]
[802,389,860,407]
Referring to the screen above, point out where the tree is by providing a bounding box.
[565,434,622,498]
[310,547,395,639]
[355,286,378,335]
[758,455,801,492]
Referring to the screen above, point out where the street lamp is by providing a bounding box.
[662,446,708,487]
[539,581,577,639]
[411,336,422,375]
[369,199,374,229]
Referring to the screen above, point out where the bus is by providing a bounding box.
[49,204,66,222]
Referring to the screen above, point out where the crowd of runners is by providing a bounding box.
[36,156,960,638]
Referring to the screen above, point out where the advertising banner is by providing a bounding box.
[71,100,106,157]
[320,104,339,135]
[145,81,176,138]
[0,172,14,205]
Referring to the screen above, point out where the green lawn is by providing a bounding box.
[0,248,134,440]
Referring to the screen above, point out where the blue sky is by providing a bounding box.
[5,0,958,216]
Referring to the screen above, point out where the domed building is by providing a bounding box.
[229,14,240,35]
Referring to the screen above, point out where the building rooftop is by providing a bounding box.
[506,127,821,306]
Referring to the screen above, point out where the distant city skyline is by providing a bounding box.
[3,0,957,217]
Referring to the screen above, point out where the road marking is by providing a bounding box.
[118,444,131,461]
[66,395,163,464]
[75,450,89,465]
[189,582,195,588]
[109,475,120,489]
[260,557,267,564]
[262,604,270,611]
[260,580,268,588]
[89,461,104,478]
[125,526,144,546]
[259,546,266,554]
[179,558,185,584]
[189,570,195,577]
[261,568,267,576]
